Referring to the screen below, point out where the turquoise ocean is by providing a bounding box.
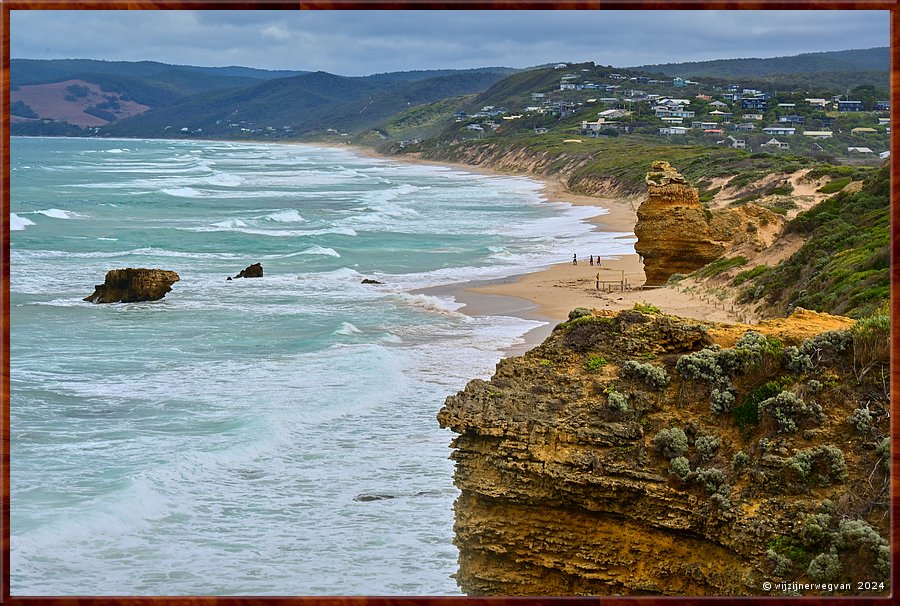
[9,137,635,595]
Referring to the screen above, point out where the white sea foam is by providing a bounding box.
[334,322,363,336]
[162,187,204,198]
[204,172,244,187]
[392,293,467,318]
[264,209,305,223]
[300,246,341,257]
[10,213,35,231]
[210,219,249,229]
[31,209,85,219]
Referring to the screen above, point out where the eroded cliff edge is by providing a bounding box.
[438,308,890,596]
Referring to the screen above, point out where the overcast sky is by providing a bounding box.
[11,10,889,75]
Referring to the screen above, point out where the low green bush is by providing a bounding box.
[653,427,689,458]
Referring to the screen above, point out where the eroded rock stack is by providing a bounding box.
[634,162,779,286]
[634,161,725,285]
[438,308,889,596]
[84,268,180,303]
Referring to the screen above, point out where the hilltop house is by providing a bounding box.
[838,100,863,112]
[761,138,789,150]
[763,126,796,136]
[659,126,689,136]
[741,98,767,111]
[847,146,874,154]
[805,98,828,108]
[851,127,878,135]
[802,131,833,139]
[875,101,890,111]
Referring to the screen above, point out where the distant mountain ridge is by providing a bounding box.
[633,47,889,78]
[10,58,514,133]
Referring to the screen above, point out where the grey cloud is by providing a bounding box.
[10,9,889,75]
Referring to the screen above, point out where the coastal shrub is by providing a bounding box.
[695,435,720,461]
[607,389,628,411]
[836,519,890,577]
[806,379,824,394]
[732,451,750,469]
[695,468,727,493]
[784,330,853,373]
[653,427,689,458]
[786,445,848,486]
[799,513,833,548]
[807,551,842,583]
[568,307,593,321]
[767,549,795,577]
[669,456,691,480]
[709,387,736,415]
[847,407,872,433]
[621,360,670,390]
[666,273,687,285]
[732,331,783,373]
[758,391,823,433]
[696,468,731,509]
[584,354,608,372]
[676,347,726,384]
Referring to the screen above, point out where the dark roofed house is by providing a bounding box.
[838,100,863,112]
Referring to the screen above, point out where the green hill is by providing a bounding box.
[634,47,889,78]
[99,70,506,138]
[736,164,889,319]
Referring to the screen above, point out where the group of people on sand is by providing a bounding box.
[572,254,607,290]
[572,253,602,268]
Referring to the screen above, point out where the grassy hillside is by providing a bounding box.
[735,163,889,318]
[369,94,477,140]
[409,132,817,196]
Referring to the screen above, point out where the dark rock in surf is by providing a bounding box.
[233,263,263,279]
[84,268,180,303]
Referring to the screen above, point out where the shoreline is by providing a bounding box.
[332,140,749,354]
[336,142,648,353]
[22,136,745,355]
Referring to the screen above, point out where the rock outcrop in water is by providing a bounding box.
[84,268,180,303]
[438,308,889,596]
[635,162,779,286]
[231,263,263,279]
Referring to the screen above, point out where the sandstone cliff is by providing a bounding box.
[84,268,180,303]
[438,308,889,596]
[635,162,780,286]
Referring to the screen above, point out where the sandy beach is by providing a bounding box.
[335,142,747,354]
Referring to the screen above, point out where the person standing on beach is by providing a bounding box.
[596,271,601,290]
[573,253,577,265]
[589,255,594,266]
[597,257,602,268]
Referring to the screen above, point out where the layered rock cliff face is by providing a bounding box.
[635,162,780,286]
[438,308,890,596]
[84,268,180,303]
